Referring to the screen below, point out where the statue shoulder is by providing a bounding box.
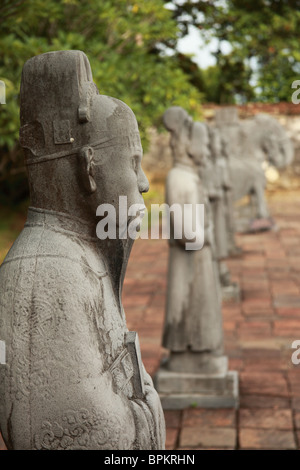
[0,227,106,301]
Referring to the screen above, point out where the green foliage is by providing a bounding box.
[257,54,300,102]
[0,0,202,201]
[165,0,300,103]
[201,55,255,104]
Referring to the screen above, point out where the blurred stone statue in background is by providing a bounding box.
[155,107,238,409]
[220,132,243,256]
[203,125,241,301]
[215,107,294,233]
[0,50,165,450]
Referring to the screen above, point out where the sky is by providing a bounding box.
[176,24,232,69]
[165,0,232,70]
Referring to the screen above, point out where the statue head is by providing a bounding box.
[19,50,149,222]
[162,106,193,165]
[188,121,210,168]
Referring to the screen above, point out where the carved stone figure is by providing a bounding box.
[155,107,238,409]
[203,125,241,300]
[0,50,165,450]
[162,109,222,359]
[220,132,243,255]
[215,107,294,232]
[204,126,228,258]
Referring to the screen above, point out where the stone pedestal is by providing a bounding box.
[155,366,239,410]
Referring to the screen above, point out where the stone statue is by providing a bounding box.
[203,125,241,300]
[220,132,243,256]
[162,109,222,361]
[204,126,228,259]
[0,50,165,450]
[215,107,294,232]
[155,107,238,409]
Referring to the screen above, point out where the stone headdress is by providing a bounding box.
[19,50,141,166]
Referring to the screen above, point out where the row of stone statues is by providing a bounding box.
[154,104,293,409]
[154,107,238,409]
[0,50,293,450]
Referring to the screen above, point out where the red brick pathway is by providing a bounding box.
[123,192,300,450]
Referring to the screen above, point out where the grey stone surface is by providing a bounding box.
[0,50,165,450]
[215,107,239,126]
[156,107,238,409]
[215,108,294,231]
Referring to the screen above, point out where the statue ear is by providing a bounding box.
[188,121,201,160]
[79,146,97,193]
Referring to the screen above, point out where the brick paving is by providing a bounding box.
[0,191,299,450]
[123,191,300,450]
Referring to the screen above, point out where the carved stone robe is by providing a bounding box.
[162,164,223,353]
[0,208,165,450]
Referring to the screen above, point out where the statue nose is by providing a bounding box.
[138,170,149,194]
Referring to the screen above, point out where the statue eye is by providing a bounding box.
[132,155,140,174]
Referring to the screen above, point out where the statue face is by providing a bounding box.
[93,120,149,227]
[163,106,191,135]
